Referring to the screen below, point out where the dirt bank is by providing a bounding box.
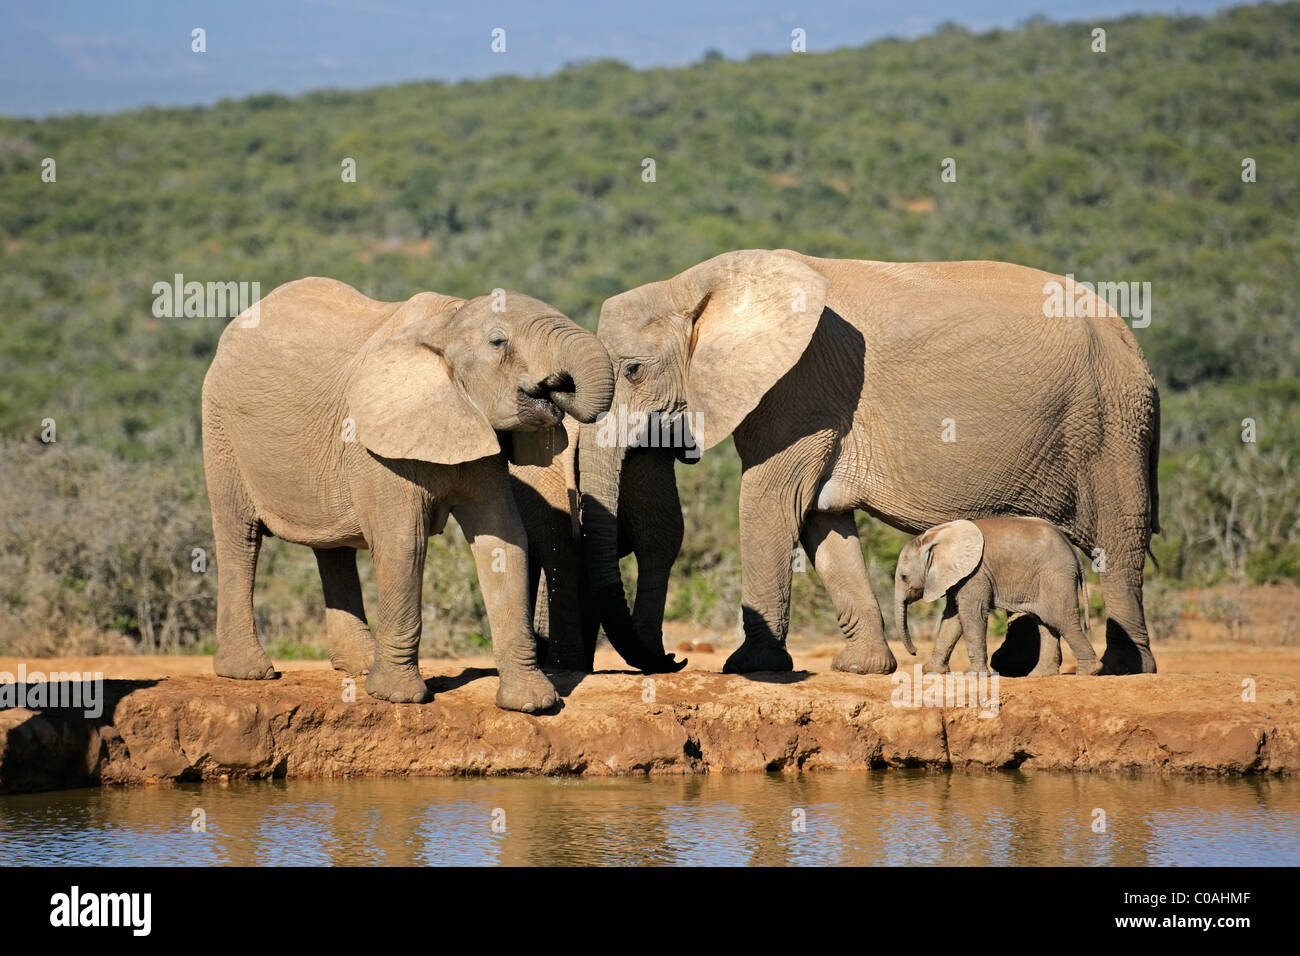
[2,642,1298,793]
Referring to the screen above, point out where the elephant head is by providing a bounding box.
[349,290,614,465]
[893,519,985,655]
[580,250,829,670]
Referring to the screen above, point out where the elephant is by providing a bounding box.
[201,277,614,710]
[893,517,1100,676]
[580,249,1160,678]
[506,418,687,673]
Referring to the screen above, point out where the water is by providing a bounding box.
[2,772,1298,866]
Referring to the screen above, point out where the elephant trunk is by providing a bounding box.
[578,419,681,674]
[894,585,917,656]
[542,325,614,425]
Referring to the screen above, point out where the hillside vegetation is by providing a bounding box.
[1,3,1297,656]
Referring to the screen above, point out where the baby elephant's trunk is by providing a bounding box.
[894,590,917,656]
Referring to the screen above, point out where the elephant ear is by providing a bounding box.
[347,293,501,465]
[505,423,569,467]
[922,520,985,602]
[680,250,829,450]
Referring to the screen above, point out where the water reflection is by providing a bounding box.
[1,772,1297,866]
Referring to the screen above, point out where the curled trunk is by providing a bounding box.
[542,325,614,424]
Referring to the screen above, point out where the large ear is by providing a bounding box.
[504,423,569,467]
[347,293,501,465]
[922,520,985,602]
[680,250,829,450]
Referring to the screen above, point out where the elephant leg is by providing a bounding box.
[1095,523,1156,675]
[722,464,807,674]
[1052,608,1102,676]
[510,471,581,670]
[210,476,274,680]
[540,542,590,672]
[453,479,559,713]
[990,614,1042,677]
[363,532,431,704]
[577,557,601,671]
[800,510,895,675]
[1026,620,1062,677]
[535,501,588,671]
[623,448,684,661]
[923,602,962,674]
[958,602,993,674]
[529,557,550,664]
[314,547,374,676]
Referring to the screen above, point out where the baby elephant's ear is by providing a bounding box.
[347,297,500,465]
[923,520,985,602]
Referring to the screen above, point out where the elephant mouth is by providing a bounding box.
[517,371,584,427]
[517,388,564,427]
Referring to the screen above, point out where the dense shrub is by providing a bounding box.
[1,5,1297,653]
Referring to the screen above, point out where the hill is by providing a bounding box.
[0,3,1296,655]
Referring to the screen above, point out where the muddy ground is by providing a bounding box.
[1,628,1297,793]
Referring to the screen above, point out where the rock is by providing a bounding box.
[1,656,1298,793]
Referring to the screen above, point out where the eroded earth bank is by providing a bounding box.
[2,643,1298,793]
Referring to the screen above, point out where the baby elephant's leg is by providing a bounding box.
[923,600,962,674]
[959,604,994,674]
[1026,620,1062,677]
[1051,608,1102,676]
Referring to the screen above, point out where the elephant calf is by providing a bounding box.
[894,517,1100,676]
[202,277,614,710]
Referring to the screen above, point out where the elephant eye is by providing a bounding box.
[624,362,642,381]
[489,335,508,349]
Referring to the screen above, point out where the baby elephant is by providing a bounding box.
[893,517,1101,676]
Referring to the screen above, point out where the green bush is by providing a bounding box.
[1,5,1298,654]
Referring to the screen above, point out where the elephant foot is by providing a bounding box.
[1075,659,1104,676]
[1100,642,1157,675]
[1026,663,1061,677]
[365,663,430,703]
[723,639,793,674]
[213,642,276,680]
[921,659,950,675]
[831,640,897,675]
[496,667,560,713]
[328,629,375,677]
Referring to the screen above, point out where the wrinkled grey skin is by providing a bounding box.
[202,278,614,710]
[582,250,1159,678]
[894,517,1101,676]
[507,418,686,673]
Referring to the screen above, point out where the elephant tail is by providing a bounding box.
[1076,550,1092,637]
[1148,390,1162,537]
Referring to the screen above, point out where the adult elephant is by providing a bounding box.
[507,418,686,673]
[580,250,1160,676]
[202,277,614,709]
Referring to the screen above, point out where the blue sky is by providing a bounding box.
[2,0,1240,116]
